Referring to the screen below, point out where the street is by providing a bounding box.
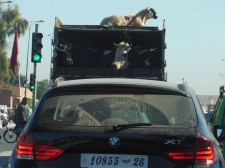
[0,121,16,168]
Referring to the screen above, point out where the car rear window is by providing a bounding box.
[36,93,197,127]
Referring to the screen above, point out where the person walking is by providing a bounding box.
[14,97,29,136]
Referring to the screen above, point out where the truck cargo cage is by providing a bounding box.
[51,17,167,81]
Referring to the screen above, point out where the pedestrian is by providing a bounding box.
[14,97,29,136]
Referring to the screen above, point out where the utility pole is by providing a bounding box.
[32,24,38,111]
[25,20,44,98]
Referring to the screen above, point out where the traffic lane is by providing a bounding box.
[0,153,12,168]
[0,121,16,168]
[0,130,15,168]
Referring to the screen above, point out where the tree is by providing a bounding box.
[0,4,28,84]
[7,72,27,86]
[36,79,50,100]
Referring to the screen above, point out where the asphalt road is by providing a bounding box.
[0,121,16,168]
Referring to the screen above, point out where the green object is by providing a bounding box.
[29,73,36,91]
[29,84,35,91]
[33,53,41,62]
[30,85,35,90]
[210,85,225,159]
[31,33,43,63]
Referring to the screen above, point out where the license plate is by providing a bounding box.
[80,153,148,168]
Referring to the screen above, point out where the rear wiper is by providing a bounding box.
[113,123,153,131]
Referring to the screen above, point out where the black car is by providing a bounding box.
[8,78,225,168]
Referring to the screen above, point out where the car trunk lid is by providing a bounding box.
[31,125,198,167]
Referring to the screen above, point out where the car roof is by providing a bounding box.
[51,77,190,96]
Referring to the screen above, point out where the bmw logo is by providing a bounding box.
[109,136,120,148]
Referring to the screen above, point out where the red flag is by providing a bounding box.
[10,26,19,73]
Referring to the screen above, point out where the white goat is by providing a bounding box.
[100,7,157,27]
[111,42,158,70]
[111,42,131,70]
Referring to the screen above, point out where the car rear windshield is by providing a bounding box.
[36,93,197,127]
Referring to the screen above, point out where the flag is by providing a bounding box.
[10,26,19,73]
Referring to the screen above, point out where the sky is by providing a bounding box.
[3,0,225,95]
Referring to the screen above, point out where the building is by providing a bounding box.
[197,95,218,112]
[0,85,32,108]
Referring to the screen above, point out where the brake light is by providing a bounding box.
[195,133,215,164]
[16,132,34,159]
[35,145,64,160]
[168,133,216,165]
[16,132,64,160]
[168,151,194,160]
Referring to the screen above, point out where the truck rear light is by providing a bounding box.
[16,131,64,160]
[168,133,215,165]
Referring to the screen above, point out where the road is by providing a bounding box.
[0,121,16,168]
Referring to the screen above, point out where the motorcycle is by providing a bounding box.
[0,116,17,143]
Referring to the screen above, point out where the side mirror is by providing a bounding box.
[213,125,225,141]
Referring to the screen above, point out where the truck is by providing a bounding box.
[51,17,167,81]
[210,85,225,160]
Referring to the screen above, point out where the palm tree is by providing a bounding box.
[0,4,28,85]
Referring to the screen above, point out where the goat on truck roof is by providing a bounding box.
[100,7,157,27]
